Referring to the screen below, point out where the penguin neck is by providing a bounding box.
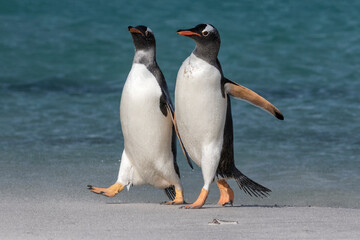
[193,43,219,64]
[133,48,156,66]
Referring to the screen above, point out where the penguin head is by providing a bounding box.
[128,25,155,51]
[177,24,220,59]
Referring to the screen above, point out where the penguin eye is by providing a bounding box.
[202,31,209,36]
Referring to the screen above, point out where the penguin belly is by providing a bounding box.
[175,54,227,166]
[120,63,174,189]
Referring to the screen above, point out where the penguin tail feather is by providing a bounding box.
[233,168,271,198]
[164,185,176,201]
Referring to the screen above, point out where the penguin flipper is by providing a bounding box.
[165,104,194,169]
[224,78,284,120]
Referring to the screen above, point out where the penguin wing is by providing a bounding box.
[224,78,284,120]
[160,87,194,169]
[165,102,194,169]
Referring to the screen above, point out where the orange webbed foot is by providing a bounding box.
[87,182,124,197]
[217,179,234,206]
[163,189,185,205]
[184,188,208,209]
[184,202,204,209]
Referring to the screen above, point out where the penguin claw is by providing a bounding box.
[217,199,234,207]
[220,201,233,207]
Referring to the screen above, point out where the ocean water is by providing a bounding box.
[1,0,359,208]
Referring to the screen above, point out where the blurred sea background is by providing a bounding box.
[1,0,359,208]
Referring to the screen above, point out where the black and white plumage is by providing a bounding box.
[88,26,187,204]
[175,24,284,208]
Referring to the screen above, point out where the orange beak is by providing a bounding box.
[129,27,144,36]
[177,30,201,37]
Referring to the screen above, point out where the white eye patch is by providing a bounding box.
[203,24,214,33]
[146,27,153,33]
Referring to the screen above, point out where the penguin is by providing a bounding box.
[175,24,284,209]
[88,25,191,205]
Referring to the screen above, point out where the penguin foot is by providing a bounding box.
[217,179,234,206]
[87,182,124,197]
[184,188,208,209]
[163,189,185,205]
[163,199,185,205]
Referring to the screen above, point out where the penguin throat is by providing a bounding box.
[193,43,219,63]
[133,49,156,65]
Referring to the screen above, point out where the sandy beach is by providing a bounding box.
[1,199,359,240]
[2,1,360,240]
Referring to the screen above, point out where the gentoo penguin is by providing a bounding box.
[88,25,191,205]
[175,24,284,209]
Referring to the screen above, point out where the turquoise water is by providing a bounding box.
[1,0,359,208]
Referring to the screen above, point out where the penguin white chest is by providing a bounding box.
[122,63,162,104]
[175,54,227,164]
[120,63,172,165]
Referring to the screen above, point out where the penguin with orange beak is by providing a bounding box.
[88,25,191,204]
[175,24,284,209]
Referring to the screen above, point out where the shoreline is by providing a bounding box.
[1,200,359,239]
